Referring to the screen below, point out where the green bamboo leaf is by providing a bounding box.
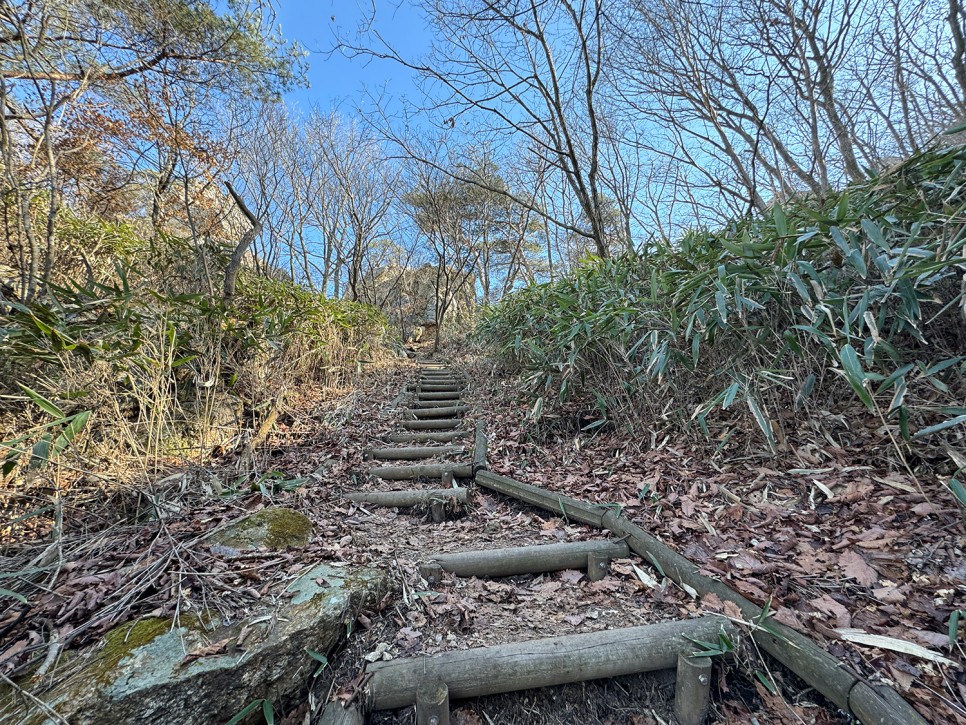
[225,699,263,725]
[746,394,776,451]
[948,479,966,509]
[0,587,27,604]
[912,414,966,440]
[50,411,91,458]
[30,435,52,469]
[18,383,65,418]
[838,344,874,409]
[835,191,850,222]
[773,205,789,237]
[861,219,890,251]
[722,382,740,410]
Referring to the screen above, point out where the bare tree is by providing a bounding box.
[342,0,627,257]
[608,0,966,227]
[308,111,400,301]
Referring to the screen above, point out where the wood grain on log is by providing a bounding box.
[417,392,464,401]
[674,654,712,725]
[388,431,467,443]
[416,678,450,725]
[414,399,462,408]
[401,420,462,430]
[473,422,487,472]
[346,488,469,507]
[370,463,473,480]
[426,539,628,578]
[411,406,469,419]
[369,446,465,460]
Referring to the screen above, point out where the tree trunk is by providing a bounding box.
[223,181,262,303]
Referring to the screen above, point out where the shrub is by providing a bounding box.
[478,143,966,470]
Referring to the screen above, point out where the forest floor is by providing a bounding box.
[1,351,964,724]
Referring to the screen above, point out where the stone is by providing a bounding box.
[210,506,312,551]
[2,563,388,724]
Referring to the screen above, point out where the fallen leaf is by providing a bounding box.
[835,629,957,665]
[839,550,878,586]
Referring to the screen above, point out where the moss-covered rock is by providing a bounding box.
[211,506,313,551]
[1,564,388,724]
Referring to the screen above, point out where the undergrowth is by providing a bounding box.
[1,211,392,539]
[478,143,966,501]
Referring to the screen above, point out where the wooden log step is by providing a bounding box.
[319,701,364,725]
[473,470,927,725]
[366,616,734,709]
[417,391,464,401]
[401,419,462,430]
[475,470,608,527]
[423,539,629,578]
[370,463,473,480]
[411,405,468,419]
[414,399,461,408]
[388,431,467,443]
[368,445,465,460]
[473,421,487,473]
[410,384,463,392]
[346,488,469,507]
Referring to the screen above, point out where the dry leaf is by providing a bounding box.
[836,629,957,666]
[839,550,878,586]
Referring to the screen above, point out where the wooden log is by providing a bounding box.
[425,539,628,578]
[401,419,462,430]
[473,470,928,725]
[410,384,463,393]
[674,654,712,725]
[319,701,364,725]
[411,406,469,419]
[414,399,462,408]
[370,463,473,480]
[366,617,734,709]
[475,470,607,527]
[420,561,444,585]
[346,488,469,507]
[473,421,487,473]
[416,678,450,725]
[586,551,610,582]
[369,446,465,461]
[417,391,464,401]
[388,431,467,444]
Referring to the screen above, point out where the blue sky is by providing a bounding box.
[274,1,432,114]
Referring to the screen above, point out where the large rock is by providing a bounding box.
[210,506,313,551]
[3,563,388,724]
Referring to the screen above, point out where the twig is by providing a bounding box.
[0,672,69,724]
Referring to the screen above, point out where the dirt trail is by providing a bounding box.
[317,363,847,724]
